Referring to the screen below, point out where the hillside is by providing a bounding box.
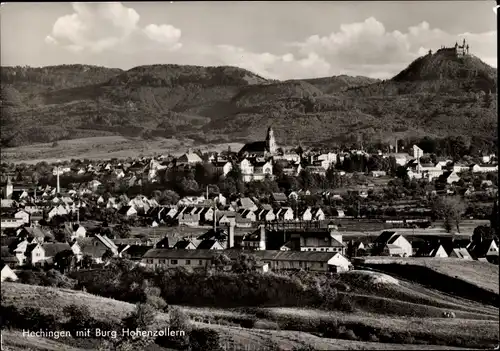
[1,52,497,149]
[300,75,381,94]
[2,282,494,350]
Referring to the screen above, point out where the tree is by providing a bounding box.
[491,200,499,235]
[102,249,114,263]
[54,250,76,273]
[232,253,257,273]
[472,225,496,244]
[122,303,157,330]
[161,190,180,205]
[211,252,231,271]
[431,197,466,233]
[114,223,131,238]
[81,254,93,269]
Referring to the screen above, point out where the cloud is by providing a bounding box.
[46,2,182,53]
[287,17,496,78]
[44,8,496,80]
[214,45,331,80]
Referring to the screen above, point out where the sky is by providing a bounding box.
[1,1,497,80]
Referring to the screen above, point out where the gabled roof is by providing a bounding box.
[196,239,222,250]
[42,243,72,257]
[375,231,397,245]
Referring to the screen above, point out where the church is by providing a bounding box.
[238,127,278,158]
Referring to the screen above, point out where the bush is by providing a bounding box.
[122,303,157,330]
[63,304,94,335]
[342,329,358,341]
[189,328,223,351]
[146,295,167,310]
[253,320,280,330]
[368,333,379,342]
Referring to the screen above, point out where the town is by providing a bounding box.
[1,127,498,281]
[0,2,498,348]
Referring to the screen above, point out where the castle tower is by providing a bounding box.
[5,176,13,199]
[266,126,277,155]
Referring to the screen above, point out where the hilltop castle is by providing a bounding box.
[437,38,470,58]
[454,38,470,57]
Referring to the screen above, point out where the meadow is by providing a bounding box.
[2,135,244,164]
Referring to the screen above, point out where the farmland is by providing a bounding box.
[1,135,244,164]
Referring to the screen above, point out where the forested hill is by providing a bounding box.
[0,53,497,150]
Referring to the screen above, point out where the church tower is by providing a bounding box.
[265,126,277,155]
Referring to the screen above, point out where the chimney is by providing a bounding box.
[259,224,266,250]
[56,166,61,194]
[228,223,235,249]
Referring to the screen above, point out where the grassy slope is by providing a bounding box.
[359,257,499,294]
[1,282,485,350]
[1,330,92,351]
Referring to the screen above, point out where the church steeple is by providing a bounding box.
[266,126,277,155]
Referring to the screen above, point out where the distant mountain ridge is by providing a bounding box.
[0,52,497,148]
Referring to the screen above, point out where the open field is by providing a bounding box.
[2,281,493,350]
[357,257,499,294]
[2,136,244,164]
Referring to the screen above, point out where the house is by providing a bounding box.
[196,239,224,250]
[88,180,102,191]
[440,171,460,185]
[258,209,276,222]
[237,197,258,212]
[142,249,221,268]
[415,243,448,258]
[199,207,215,222]
[468,239,499,262]
[155,236,172,249]
[217,211,236,226]
[238,209,257,222]
[293,231,346,254]
[242,226,268,251]
[25,242,45,266]
[14,210,30,224]
[120,245,153,261]
[66,223,86,240]
[1,263,18,282]
[77,234,119,263]
[271,193,288,204]
[179,214,200,227]
[372,231,412,257]
[311,208,325,221]
[448,248,472,259]
[370,171,387,177]
[299,208,313,221]
[118,206,137,217]
[42,243,73,265]
[0,215,25,230]
[470,164,498,173]
[47,205,68,219]
[212,161,233,176]
[252,250,351,273]
[1,246,20,267]
[276,207,294,221]
[387,152,410,166]
[252,160,273,181]
[305,166,326,176]
[141,249,351,272]
[177,150,203,165]
[173,239,198,250]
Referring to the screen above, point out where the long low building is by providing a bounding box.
[141,249,351,272]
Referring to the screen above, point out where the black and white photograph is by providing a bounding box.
[0,1,498,350]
